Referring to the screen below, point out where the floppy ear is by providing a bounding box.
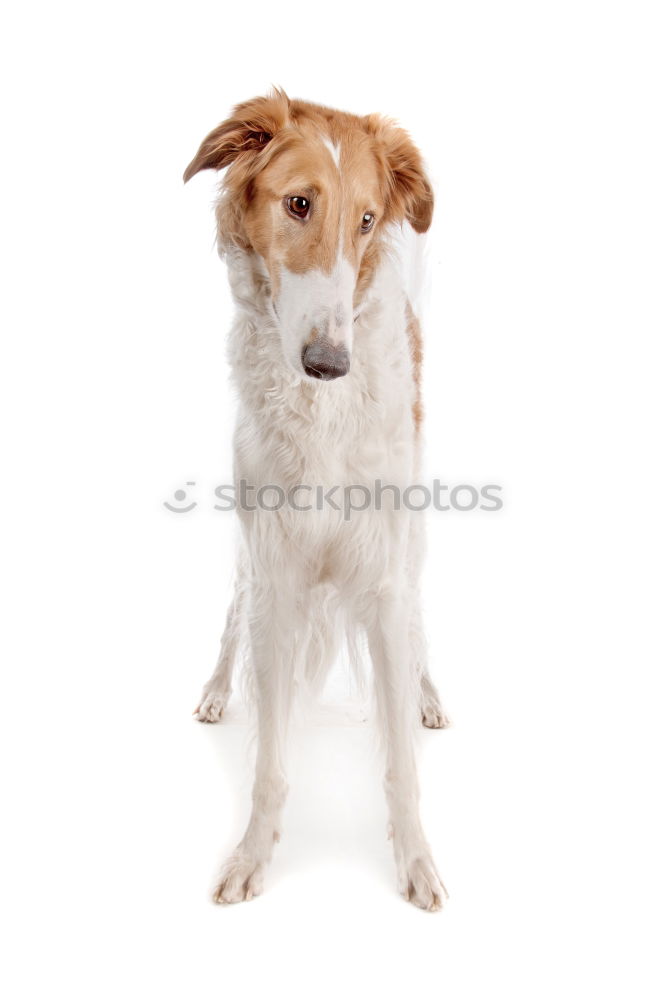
[365,115,434,233]
[183,90,290,182]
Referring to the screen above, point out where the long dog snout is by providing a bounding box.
[302,339,351,381]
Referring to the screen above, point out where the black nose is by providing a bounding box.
[302,340,350,381]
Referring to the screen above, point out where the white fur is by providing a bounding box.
[195,236,449,910]
[322,136,341,169]
[274,253,355,372]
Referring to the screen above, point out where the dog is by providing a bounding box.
[185,89,449,910]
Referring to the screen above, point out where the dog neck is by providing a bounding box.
[221,243,418,477]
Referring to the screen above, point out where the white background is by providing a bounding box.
[2,1,665,997]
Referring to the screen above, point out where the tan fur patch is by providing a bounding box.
[405,299,424,432]
[184,90,434,309]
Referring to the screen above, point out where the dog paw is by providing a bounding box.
[402,856,448,911]
[421,701,450,729]
[194,690,228,723]
[213,854,265,904]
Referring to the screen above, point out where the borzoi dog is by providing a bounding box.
[185,89,449,910]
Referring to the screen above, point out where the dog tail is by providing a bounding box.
[234,576,369,715]
[294,587,368,706]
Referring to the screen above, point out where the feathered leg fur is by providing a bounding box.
[213,577,301,903]
[365,585,448,910]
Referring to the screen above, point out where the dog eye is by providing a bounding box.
[361,212,375,233]
[286,196,310,219]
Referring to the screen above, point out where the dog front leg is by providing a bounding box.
[213,581,296,903]
[367,587,448,910]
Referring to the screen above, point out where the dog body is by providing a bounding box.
[186,91,449,910]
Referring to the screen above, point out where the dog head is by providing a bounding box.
[184,90,433,381]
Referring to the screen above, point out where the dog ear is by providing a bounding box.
[183,90,290,182]
[365,115,434,234]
